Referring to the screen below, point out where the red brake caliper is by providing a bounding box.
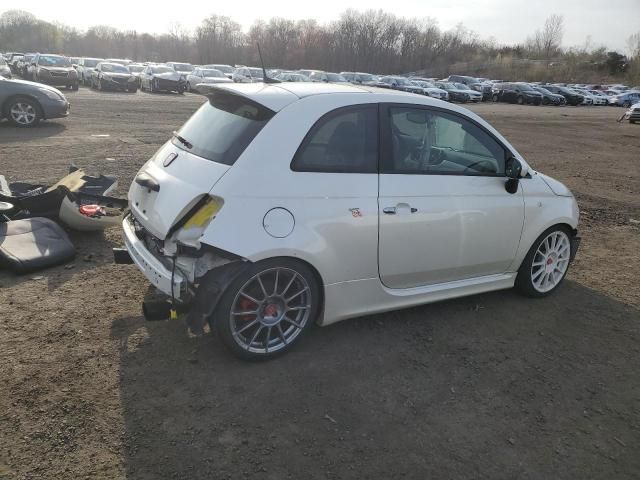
[239,297,256,322]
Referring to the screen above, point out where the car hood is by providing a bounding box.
[103,72,132,78]
[39,66,73,73]
[201,76,233,83]
[538,173,573,197]
[425,87,447,95]
[153,72,183,81]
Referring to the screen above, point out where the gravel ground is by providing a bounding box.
[1,88,639,480]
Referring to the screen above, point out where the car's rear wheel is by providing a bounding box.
[516,95,524,105]
[214,259,321,361]
[516,226,572,297]
[5,97,42,127]
[492,94,499,102]
[98,78,103,91]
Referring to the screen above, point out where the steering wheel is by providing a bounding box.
[463,159,496,174]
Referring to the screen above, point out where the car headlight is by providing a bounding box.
[38,88,64,100]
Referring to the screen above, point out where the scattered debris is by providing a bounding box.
[614,437,626,447]
[324,414,337,424]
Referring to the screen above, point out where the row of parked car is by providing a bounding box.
[3,52,639,107]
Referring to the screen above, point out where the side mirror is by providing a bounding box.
[505,156,522,194]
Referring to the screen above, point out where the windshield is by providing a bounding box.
[172,91,275,165]
[517,84,535,92]
[201,69,223,77]
[152,66,173,74]
[357,74,373,82]
[128,65,144,72]
[248,68,264,78]
[102,63,129,73]
[438,82,455,89]
[84,59,101,67]
[173,63,193,72]
[454,83,470,90]
[536,87,552,94]
[325,73,346,82]
[38,55,71,67]
[209,65,233,73]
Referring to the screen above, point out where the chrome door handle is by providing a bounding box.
[383,207,397,214]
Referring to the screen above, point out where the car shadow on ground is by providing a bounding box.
[111,280,640,479]
[0,120,66,140]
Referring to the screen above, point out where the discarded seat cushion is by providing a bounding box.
[0,217,75,273]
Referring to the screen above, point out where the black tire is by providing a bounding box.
[542,98,549,105]
[71,82,79,91]
[128,87,137,93]
[515,225,572,298]
[98,78,103,91]
[622,100,631,108]
[149,79,156,93]
[186,81,191,92]
[4,96,42,127]
[516,95,524,105]
[492,94,499,102]
[213,258,321,361]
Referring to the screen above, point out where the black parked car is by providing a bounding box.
[378,76,424,94]
[541,84,584,106]
[91,62,138,92]
[140,65,186,93]
[446,75,492,100]
[491,82,543,105]
[531,86,566,105]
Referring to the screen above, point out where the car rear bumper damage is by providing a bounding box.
[117,213,250,331]
[122,214,184,299]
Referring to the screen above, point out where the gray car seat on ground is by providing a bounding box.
[0,217,75,273]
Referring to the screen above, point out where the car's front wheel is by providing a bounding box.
[5,96,42,127]
[213,259,321,361]
[516,226,572,297]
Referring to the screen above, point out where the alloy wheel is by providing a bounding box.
[530,231,570,293]
[9,102,37,125]
[229,267,312,354]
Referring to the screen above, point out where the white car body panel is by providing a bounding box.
[126,83,578,326]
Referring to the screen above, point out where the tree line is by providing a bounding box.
[1,9,638,83]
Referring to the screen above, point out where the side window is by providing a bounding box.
[385,107,506,176]
[291,105,378,173]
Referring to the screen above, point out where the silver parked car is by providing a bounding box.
[186,68,232,91]
[0,76,70,127]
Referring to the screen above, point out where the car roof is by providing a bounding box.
[202,82,451,112]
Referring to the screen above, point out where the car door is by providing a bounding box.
[378,104,525,289]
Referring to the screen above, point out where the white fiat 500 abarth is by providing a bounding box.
[122,82,580,360]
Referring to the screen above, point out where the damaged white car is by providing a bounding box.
[118,82,580,360]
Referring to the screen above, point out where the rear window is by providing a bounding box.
[171,91,275,165]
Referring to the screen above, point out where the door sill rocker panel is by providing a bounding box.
[320,273,516,326]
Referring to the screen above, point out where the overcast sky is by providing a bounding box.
[3,0,639,52]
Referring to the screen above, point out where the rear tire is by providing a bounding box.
[516,95,524,105]
[515,225,572,298]
[213,258,321,361]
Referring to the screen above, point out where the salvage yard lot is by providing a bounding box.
[1,88,639,479]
